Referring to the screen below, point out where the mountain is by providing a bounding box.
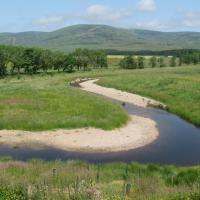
[0,24,200,52]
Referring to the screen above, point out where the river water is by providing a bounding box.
[0,101,200,166]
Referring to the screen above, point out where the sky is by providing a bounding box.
[0,0,200,32]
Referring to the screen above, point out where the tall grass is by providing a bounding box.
[0,159,200,199]
[0,73,128,131]
[98,66,200,126]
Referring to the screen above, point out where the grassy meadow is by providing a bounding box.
[99,65,200,126]
[1,159,200,199]
[0,73,128,131]
[0,64,200,131]
[0,60,200,199]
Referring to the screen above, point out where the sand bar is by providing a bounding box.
[0,79,161,152]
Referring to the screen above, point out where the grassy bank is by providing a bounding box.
[0,159,200,199]
[98,66,200,126]
[0,73,128,131]
[0,65,199,130]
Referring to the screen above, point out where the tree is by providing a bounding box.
[72,49,86,71]
[178,56,183,66]
[10,48,25,75]
[170,56,176,67]
[39,50,53,73]
[120,56,137,69]
[137,57,145,69]
[158,57,165,67]
[0,51,7,77]
[63,54,76,73]
[92,50,108,68]
[23,48,41,74]
[183,54,192,65]
[53,52,66,72]
[192,53,200,65]
[149,57,157,68]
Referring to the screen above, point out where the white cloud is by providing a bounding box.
[134,9,200,31]
[136,20,162,29]
[182,11,200,27]
[37,16,65,26]
[86,4,132,22]
[136,20,179,30]
[137,0,157,12]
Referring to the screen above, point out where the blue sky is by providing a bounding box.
[1,0,200,32]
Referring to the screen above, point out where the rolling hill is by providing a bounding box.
[0,24,200,52]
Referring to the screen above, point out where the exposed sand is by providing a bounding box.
[0,116,158,153]
[0,79,161,153]
[80,79,166,109]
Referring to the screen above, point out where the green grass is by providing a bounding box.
[0,73,128,131]
[1,159,200,199]
[98,66,200,126]
[0,65,199,131]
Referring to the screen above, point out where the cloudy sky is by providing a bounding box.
[1,0,200,32]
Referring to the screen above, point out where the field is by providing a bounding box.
[0,73,128,131]
[99,65,200,126]
[1,159,200,199]
[0,65,200,131]
[1,64,200,199]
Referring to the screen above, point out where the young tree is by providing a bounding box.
[158,57,165,68]
[170,56,176,67]
[178,56,183,66]
[192,53,200,65]
[149,56,157,68]
[137,56,145,69]
[183,54,192,65]
[120,56,137,69]
[0,51,7,77]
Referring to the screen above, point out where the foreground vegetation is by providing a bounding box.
[0,73,128,131]
[1,159,200,200]
[98,66,200,126]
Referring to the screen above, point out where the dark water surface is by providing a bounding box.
[0,101,200,166]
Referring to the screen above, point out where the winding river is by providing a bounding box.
[0,81,200,166]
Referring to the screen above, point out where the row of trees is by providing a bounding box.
[120,52,200,69]
[108,49,200,57]
[120,56,145,69]
[0,45,108,77]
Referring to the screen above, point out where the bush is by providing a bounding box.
[0,186,28,200]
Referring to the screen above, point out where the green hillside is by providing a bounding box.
[0,24,200,52]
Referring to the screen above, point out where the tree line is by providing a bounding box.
[120,52,200,69]
[0,45,107,77]
[107,49,200,57]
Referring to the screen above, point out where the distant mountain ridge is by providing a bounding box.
[0,24,200,52]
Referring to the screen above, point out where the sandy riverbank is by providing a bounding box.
[0,79,160,153]
[0,116,158,153]
[80,79,166,109]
